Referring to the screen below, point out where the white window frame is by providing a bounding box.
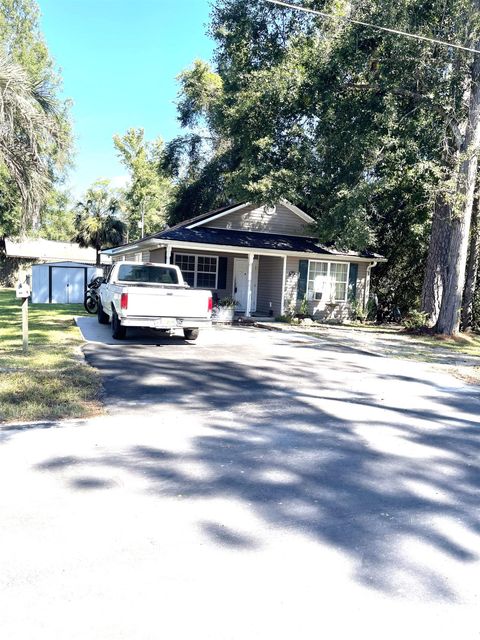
[174,253,219,289]
[307,260,350,303]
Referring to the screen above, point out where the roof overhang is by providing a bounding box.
[129,238,386,263]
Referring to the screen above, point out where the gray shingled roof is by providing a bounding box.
[155,226,383,259]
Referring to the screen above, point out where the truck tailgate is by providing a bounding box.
[123,286,209,318]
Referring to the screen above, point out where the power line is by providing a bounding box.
[265,0,480,55]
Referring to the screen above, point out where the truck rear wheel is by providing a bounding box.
[112,311,126,340]
[183,328,199,341]
[97,300,109,325]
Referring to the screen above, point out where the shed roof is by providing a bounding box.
[32,261,100,269]
[5,238,111,264]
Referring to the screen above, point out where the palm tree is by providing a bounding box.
[74,180,126,266]
[0,55,65,231]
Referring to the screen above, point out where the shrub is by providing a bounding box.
[403,310,429,331]
[299,295,309,316]
[351,300,367,323]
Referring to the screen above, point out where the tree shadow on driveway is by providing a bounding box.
[38,340,480,603]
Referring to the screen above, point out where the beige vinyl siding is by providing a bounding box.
[204,203,310,236]
[256,256,284,316]
[356,262,368,305]
[282,257,370,320]
[117,251,138,262]
[283,257,300,314]
[149,247,166,263]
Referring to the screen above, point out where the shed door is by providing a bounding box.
[51,268,85,303]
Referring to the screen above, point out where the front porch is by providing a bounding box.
[148,245,288,318]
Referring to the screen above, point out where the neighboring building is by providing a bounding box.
[102,201,386,320]
[1,238,110,287]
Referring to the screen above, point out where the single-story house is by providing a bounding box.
[102,201,386,320]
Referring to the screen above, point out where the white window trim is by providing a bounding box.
[307,260,351,303]
[174,253,219,289]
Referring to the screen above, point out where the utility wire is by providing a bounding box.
[265,0,480,55]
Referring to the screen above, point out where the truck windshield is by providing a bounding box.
[117,264,179,285]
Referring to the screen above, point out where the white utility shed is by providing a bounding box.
[31,262,101,304]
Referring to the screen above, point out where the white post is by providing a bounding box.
[280,255,287,316]
[364,261,377,309]
[245,252,254,317]
[166,245,172,265]
[22,297,29,354]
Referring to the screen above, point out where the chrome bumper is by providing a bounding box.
[120,316,212,329]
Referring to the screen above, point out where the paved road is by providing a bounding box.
[1,321,479,639]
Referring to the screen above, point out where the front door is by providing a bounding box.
[233,258,258,313]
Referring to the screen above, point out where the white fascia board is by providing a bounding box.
[155,239,382,262]
[103,239,160,256]
[186,203,251,229]
[280,199,316,224]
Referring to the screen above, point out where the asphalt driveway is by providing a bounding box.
[1,320,479,639]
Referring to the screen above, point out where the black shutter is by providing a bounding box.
[297,260,308,301]
[217,257,227,290]
[348,263,358,301]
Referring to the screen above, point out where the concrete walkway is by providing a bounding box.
[1,322,479,639]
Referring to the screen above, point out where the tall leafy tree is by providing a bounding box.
[162,60,239,223]
[113,128,172,240]
[0,55,68,230]
[435,17,480,334]
[461,191,479,329]
[74,180,126,266]
[36,189,75,241]
[168,0,480,332]
[0,0,71,235]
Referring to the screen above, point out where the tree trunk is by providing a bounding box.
[436,46,480,335]
[96,248,101,267]
[461,193,479,330]
[421,193,451,325]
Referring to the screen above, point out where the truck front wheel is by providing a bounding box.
[112,311,126,340]
[183,328,199,341]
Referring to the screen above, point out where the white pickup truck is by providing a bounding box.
[97,261,212,340]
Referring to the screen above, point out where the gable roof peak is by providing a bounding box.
[186,200,315,230]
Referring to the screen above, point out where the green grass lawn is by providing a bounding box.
[0,288,102,423]
[411,331,480,356]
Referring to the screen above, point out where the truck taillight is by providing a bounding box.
[208,296,213,312]
[120,293,128,310]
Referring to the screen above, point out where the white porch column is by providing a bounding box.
[363,260,377,308]
[280,255,287,315]
[165,245,172,264]
[245,252,254,317]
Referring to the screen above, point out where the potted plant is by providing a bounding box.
[212,297,239,323]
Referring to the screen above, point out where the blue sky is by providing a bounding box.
[39,0,215,197]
